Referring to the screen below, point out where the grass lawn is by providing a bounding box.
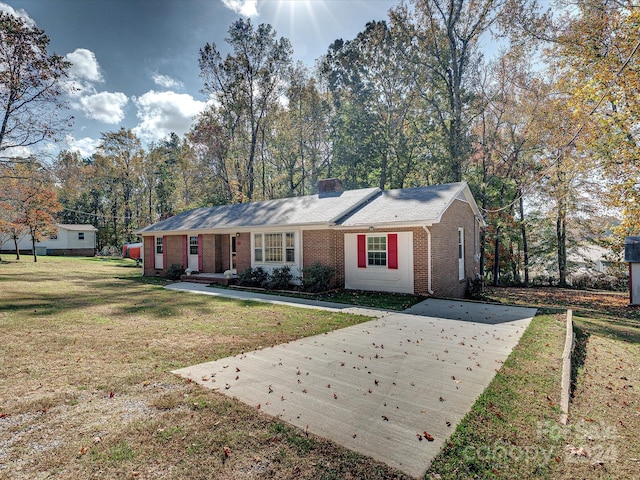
[0,257,406,479]
[1,258,637,479]
[426,288,639,480]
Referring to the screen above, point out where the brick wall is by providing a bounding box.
[302,230,340,287]
[143,236,157,276]
[165,234,185,270]
[214,234,223,272]
[304,227,430,293]
[235,233,250,272]
[429,199,479,298]
[201,234,216,273]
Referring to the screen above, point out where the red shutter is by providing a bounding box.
[182,235,188,268]
[162,235,167,269]
[357,234,367,268]
[148,237,155,269]
[388,233,398,269]
[197,234,203,272]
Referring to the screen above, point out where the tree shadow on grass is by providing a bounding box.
[572,314,640,345]
[570,325,590,400]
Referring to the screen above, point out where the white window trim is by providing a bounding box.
[155,236,163,254]
[252,231,297,265]
[458,227,465,281]
[189,235,198,256]
[366,234,388,268]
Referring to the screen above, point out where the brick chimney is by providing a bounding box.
[317,178,344,194]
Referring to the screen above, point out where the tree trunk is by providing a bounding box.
[557,197,568,287]
[519,193,529,286]
[379,151,388,190]
[247,128,258,202]
[13,236,20,260]
[492,227,500,287]
[31,236,37,263]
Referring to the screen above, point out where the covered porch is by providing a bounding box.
[144,232,246,278]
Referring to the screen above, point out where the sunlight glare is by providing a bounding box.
[272,0,332,58]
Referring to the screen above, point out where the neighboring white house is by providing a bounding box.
[569,244,613,274]
[1,224,97,257]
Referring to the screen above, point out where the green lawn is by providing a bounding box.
[1,258,635,479]
[0,256,405,479]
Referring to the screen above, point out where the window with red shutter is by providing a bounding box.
[357,234,367,268]
[388,233,398,269]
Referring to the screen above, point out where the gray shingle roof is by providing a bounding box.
[336,182,471,227]
[136,187,380,234]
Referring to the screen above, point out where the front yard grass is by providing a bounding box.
[2,259,636,479]
[481,287,640,480]
[0,257,406,479]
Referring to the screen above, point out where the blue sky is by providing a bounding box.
[1,0,397,157]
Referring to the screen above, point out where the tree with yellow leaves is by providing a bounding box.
[550,2,640,246]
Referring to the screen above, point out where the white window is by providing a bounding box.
[458,227,465,281]
[285,232,295,262]
[264,233,283,262]
[155,237,163,254]
[254,232,295,264]
[78,232,85,241]
[254,234,263,262]
[189,236,198,255]
[367,235,387,266]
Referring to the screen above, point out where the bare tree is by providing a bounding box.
[0,12,71,159]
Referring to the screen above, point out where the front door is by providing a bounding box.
[230,235,237,272]
[188,235,199,271]
[154,236,164,269]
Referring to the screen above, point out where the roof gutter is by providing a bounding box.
[333,220,435,230]
[423,226,434,295]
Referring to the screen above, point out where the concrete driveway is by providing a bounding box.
[169,285,536,478]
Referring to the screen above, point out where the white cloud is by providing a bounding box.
[64,135,101,158]
[65,49,103,82]
[152,72,184,89]
[0,145,31,159]
[221,0,258,17]
[133,90,206,142]
[79,91,128,123]
[0,2,36,27]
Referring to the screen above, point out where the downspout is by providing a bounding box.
[423,226,434,295]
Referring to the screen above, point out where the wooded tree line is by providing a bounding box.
[1,1,637,286]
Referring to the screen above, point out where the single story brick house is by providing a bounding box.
[1,224,97,256]
[136,179,485,298]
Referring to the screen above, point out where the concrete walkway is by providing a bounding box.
[168,283,536,478]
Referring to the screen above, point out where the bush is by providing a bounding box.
[97,245,119,257]
[532,275,558,287]
[164,263,185,280]
[302,263,335,293]
[237,267,269,288]
[466,276,487,300]
[267,265,293,290]
[569,272,628,292]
